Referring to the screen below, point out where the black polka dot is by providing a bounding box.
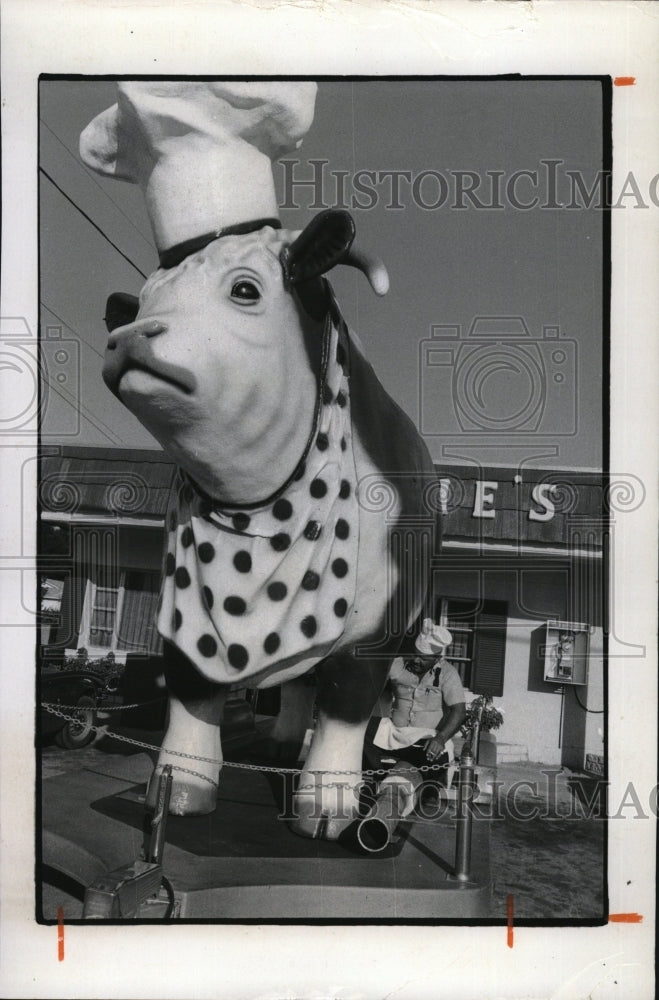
[336,390,347,408]
[339,479,351,499]
[232,512,250,532]
[175,566,191,588]
[181,526,193,548]
[332,558,348,578]
[334,598,348,617]
[302,570,320,591]
[322,384,334,405]
[300,615,318,638]
[165,552,175,576]
[198,633,217,657]
[310,478,327,498]
[273,498,293,521]
[182,484,194,504]
[228,644,249,670]
[224,595,246,615]
[264,632,280,655]
[198,542,215,563]
[233,550,252,573]
[316,432,329,451]
[267,581,287,601]
[173,608,182,630]
[293,461,306,482]
[335,518,350,540]
[337,343,347,368]
[202,586,214,609]
[340,437,347,452]
[304,520,322,541]
[271,532,291,551]
[168,511,177,532]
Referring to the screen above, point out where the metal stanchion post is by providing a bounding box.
[454,743,475,882]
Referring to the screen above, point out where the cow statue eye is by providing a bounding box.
[230,280,261,303]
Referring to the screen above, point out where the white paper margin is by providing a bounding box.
[1,2,657,998]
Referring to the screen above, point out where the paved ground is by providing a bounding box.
[484,761,605,919]
[40,727,606,922]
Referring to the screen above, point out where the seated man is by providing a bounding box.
[364,619,467,796]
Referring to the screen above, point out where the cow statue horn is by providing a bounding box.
[342,243,390,296]
[283,209,389,296]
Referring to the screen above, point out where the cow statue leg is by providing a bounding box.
[290,654,390,840]
[146,642,226,816]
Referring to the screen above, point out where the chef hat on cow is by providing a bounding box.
[415,618,453,655]
[80,81,317,262]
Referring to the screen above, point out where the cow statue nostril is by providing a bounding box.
[104,291,140,333]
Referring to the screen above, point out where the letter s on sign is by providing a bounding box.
[529,483,557,522]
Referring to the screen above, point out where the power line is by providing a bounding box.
[40,167,148,279]
[40,365,123,447]
[40,119,155,250]
[41,303,105,363]
[40,303,128,445]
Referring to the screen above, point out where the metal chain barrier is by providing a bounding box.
[43,698,167,711]
[41,703,451,789]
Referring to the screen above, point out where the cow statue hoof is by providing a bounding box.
[289,769,362,841]
[289,794,359,841]
[145,767,219,817]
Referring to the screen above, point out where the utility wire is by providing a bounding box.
[40,167,148,279]
[42,302,105,362]
[40,303,126,445]
[40,119,155,250]
[40,364,123,446]
[572,684,604,714]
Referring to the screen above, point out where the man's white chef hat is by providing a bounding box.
[415,618,453,656]
[80,81,317,263]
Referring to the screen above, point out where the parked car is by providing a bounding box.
[40,669,110,749]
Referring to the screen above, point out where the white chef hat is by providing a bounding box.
[415,618,453,655]
[80,81,317,261]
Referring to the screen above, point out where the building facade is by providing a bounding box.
[39,447,606,774]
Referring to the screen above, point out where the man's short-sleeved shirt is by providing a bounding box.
[388,657,465,729]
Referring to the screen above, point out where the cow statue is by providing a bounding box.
[81,82,440,840]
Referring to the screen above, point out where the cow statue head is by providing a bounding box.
[102,211,388,504]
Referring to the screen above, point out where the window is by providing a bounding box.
[40,575,64,647]
[117,570,162,655]
[437,597,508,696]
[81,566,124,650]
[79,568,162,657]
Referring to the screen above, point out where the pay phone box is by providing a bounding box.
[542,620,589,686]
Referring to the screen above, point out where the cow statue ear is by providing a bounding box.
[281,209,389,296]
[104,292,140,333]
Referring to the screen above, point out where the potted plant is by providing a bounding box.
[461,694,504,766]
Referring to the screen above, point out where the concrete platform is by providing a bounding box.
[40,747,492,921]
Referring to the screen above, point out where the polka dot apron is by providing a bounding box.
[157,310,359,683]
